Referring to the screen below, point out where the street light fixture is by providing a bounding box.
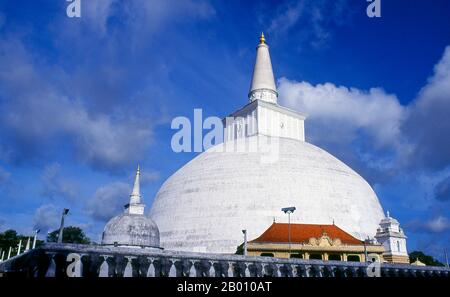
[281,207,296,255]
[57,208,70,243]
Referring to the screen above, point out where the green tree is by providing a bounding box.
[0,229,44,255]
[47,226,90,244]
[235,243,244,255]
[409,251,444,267]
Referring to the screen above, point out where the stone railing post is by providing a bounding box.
[146,258,155,277]
[189,261,197,277]
[228,262,234,277]
[209,261,216,277]
[123,256,135,277]
[45,253,57,277]
[98,255,110,277]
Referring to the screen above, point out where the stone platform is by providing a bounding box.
[0,243,448,277]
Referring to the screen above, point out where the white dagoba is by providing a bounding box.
[150,34,385,253]
[102,166,160,248]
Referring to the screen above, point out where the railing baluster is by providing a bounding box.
[169,260,177,277]
[99,256,109,277]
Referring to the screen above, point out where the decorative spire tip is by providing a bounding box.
[259,32,265,44]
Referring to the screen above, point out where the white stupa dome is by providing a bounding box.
[150,135,384,253]
[149,34,385,253]
[102,166,160,248]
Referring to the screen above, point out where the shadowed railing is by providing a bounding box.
[0,243,448,277]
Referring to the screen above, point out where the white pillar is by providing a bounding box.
[32,231,38,249]
[123,257,133,277]
[17,239,22,256]
[7,247,11,259]
[0,251,4,262]
[99,256,109,277]
[25,237,31,251]
[147,259,155,277]
[189,261,196,277]
[242,230,248,256]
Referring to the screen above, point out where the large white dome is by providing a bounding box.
[149,135,384,253]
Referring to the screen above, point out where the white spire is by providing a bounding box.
[17,239,22,256]
[125,165,145,215]
[129,165,141,205]
[248,32,278,104]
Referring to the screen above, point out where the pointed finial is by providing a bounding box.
[387,210,390,218]
[129,165,141,204]
[259,32,265,44]
[125,165,146,215]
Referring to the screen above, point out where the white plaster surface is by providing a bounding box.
[150,135,385,253]
[102,213,160,248]
[249,43,277,104]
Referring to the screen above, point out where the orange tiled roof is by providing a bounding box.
[249,223,363,245]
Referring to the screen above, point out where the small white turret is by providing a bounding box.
[102,165,160,248]
[375,211,409,264]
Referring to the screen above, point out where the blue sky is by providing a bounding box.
[0,0,449,260]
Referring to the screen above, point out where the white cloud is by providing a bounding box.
[408,215,450,234]
[79,0,215,38]
[276,46,450,182]
[32,204,60,233]
[139,170,160,186]
[278,78,406,149]
[86,182,130,222]
[434,175,450,202]
[0,36,155,172]
[427,216,450,233]
[266,0,351,49]
[268,1,306,34]
[41,163,78,202]
[403,46,450,170]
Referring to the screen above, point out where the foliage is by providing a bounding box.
[47,226,90,244]
[235,243,244,255]
[0,229,44,256]
[409,251,445,267]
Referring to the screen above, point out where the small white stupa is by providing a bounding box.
[102,166,160,248]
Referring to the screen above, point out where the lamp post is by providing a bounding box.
[363,239,369,263]
[445,248,449,269]
[242,230,247,256]
[281,206,296,255]
[58,208,70,243]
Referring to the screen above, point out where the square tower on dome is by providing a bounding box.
[223,100,306,142]
[223,33,306,143]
